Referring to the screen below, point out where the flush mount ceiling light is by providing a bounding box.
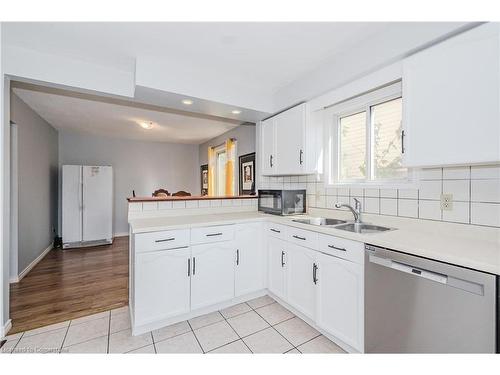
[182,99,193,105]
[140,121,154,130]
[231,109,241,115]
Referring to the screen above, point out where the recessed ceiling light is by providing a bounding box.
[231,110,241,115]
[140,121,154,130]
[182,99,193,105]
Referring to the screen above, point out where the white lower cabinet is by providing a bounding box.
[235,223,265,296]
[286,243,317,320]
[134,247,191,325]
[316,252,364,352]
[190,242,235,310]
[268,236,288,301]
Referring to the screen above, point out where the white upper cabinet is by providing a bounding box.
[234,223,265,297]
[260,103,317,175]
[275,104,306,175]
[402,23,500,167]
[261,117,276,175]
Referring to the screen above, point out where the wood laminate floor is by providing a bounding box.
[9,237,129,334]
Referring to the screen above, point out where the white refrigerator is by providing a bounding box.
[62,165,113,249]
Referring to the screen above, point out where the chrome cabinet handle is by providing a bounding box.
[270,228,281,233]
[192,257,196,275]
[270,155,273,168]
[155,238,175,243]
[206,232,223,237]
[293,235,306,241]
[281,251,285,267]
[328,244,346,252]
[312,263,318,284]
[187,258,191,277]
[236,249,240,266]
[401,129,405,154]
[299,149,303,165]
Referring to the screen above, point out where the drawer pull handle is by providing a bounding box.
[236,249,240,265]
[192,257,196,275]
[187,258,191,277]
[206,232,223,237]
[293,235,306,241]
[312,263,318,284]
[328,244,347,252]
[155,238,175,243]
[281,251,285,267]
[270,228,281,233]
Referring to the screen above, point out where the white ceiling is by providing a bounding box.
[13,87,244,144]
[3,22,391,94]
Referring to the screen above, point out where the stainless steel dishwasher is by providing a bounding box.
[365,244,497,353]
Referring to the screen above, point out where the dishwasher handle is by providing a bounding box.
[368,253,485,296]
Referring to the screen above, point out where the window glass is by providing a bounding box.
[371,98,406,180]
[339,111,367,180]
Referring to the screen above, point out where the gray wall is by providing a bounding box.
[198,124,256,194]
[58,131,199,235]
[198,124,256,166]
[11,93,59,275]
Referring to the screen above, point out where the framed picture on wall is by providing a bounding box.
[238,152,255,195]
[200,164,208,196]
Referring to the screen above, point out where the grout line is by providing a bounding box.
[106,310,111,353]
[251,305,296,352]
[9,332,25,354]
[151,332,157,354]
[59,320,72,353]
[220,305,254,353]
[187,320,205,354]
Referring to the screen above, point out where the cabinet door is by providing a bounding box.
[235,223,265,296]
[403,23,500,167]
[275,103,306,174]
[316,252,364,352]
[261,118,276,175]
[286,243,317,320]
[267,236,287,300]
[191,242,235,310]
[134,247,191,325]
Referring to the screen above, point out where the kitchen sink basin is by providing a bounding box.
[292,217,347,226]
[334,223,393,234]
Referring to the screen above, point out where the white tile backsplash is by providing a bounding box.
[380,198,397,216]
[442,180,470,202]
[398,199,418,218]
[142,202,158,211]
[471,179,500,203]
[364,197,380,214]
[380,189,397,198]
[158,201,173,210]
[172,201,186,209]
[419,180,442,200]
[443,166,470,180]
[419,168,442,180]
[364,188,379,198]
[442,201,469,224]
[471,165,500,179]
[471,202,500,227]
[186,201,199,209]
[398,188,418,199]
[418,200,441,221]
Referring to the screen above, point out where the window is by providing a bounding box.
[215,147,227,196]
[329,83,407,184]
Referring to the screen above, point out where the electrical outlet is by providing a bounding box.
[440,193,453,211]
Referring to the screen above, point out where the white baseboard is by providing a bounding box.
[1,319,12,338]
[114,232,129,238]
[10,243,53,283]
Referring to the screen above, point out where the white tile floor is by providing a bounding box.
[1,295,345,354]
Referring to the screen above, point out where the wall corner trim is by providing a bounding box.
[1,319,12,338]
[11,243,53,284]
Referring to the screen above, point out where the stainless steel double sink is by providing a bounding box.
[292,217,393,234]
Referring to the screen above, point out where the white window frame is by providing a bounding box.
[325,81,416,188]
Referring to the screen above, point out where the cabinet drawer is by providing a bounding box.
[266,222,287,240]
[135,229,190,253]
[287,226,318,249]
[317,234,364,264]
[191,225,234,245]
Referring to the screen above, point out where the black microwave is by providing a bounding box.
[258,190,306,216]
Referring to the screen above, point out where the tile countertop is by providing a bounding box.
[129,209,500,275]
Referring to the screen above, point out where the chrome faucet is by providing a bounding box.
[335,198,362,223]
